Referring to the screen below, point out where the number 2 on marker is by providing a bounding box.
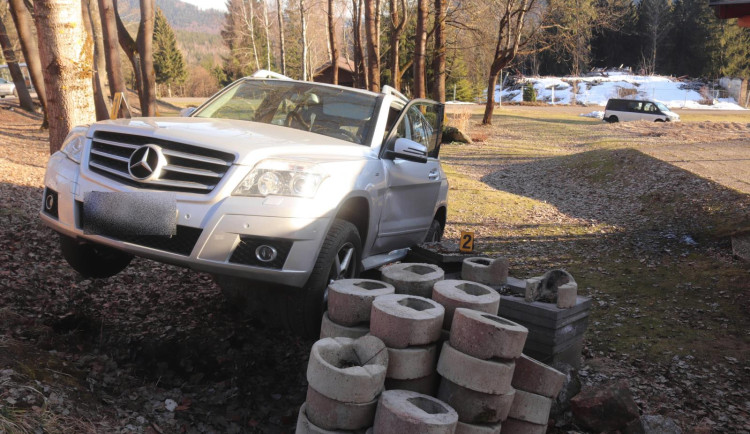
[459,231,474,253]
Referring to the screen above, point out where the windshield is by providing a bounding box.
[655,102,670,113]
[193,79,378,145]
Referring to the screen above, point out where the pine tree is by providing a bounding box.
[663,0,721,77]
[721,19,750,78]
[153,8,187,96]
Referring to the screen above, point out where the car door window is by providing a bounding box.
[391,102,442,158]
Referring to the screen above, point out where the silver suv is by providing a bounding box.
[40,73,448,336]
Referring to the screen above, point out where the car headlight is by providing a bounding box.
[60,126,89,164]
[233,159,326,198]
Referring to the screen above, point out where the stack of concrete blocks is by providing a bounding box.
[321,279,395,339]
[499,271,591,369]
[503,354,566,434]
[297,335,389,433]
[370,293,445,396]
[436,308,529,434]
[461,257,510,286]
[381,263,445,298]
[372,389,458,433]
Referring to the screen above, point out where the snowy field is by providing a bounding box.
[490,72,747,110]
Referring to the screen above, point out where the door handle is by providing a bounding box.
[428,169,439,180]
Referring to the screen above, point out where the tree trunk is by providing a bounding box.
[8,0,48,118]
[82,0,111,120]
[98,0,127,117]
[277,0,286,75]
[0,18,35,112]
[482,69,499,125]
[432,0,446,102]
[33,0,96,153]
[364,0,379,91]
[262,0,272,70]
[299,0,307,80]
[136,0,156,116]
[242,0,260,71]
[328,0,338,84]
[113,0,143,102]
[352,0,367,88]
[413,0,427,97]
[388,0,406,90]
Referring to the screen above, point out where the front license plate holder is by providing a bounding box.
[83,191,177,237]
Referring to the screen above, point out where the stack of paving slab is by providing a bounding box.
[504,354,567,434]
[298,335,389,433]
[322,279,396,339]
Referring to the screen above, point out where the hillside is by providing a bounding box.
[116,0,224,35]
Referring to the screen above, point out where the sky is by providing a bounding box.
[180,0,226,12]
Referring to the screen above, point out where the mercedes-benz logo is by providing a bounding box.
[128,144,166,181]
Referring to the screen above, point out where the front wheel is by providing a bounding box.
[605,116,618,123]
[59,235,133,278]
[424,219,444,243]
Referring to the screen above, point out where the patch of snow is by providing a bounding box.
[580,111,604,119]
[492,74,748,110]
[446,101,474,105]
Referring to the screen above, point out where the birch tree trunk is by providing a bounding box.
[33,0,96,153]
[277,0,286,75]
[413,0,427,97]
[262,0,272,70]
[241,0,260,71]
[0,18,35,112]
[8,0,48,117]
[299,0,308,80]
[328,0,339,84]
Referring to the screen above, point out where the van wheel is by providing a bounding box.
[59,235,133,278]
[424,219,444,243]
[655,119,664,122]
[606,116,618,123]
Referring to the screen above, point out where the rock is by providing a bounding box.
[548,363,580,426]
[524,269,576,303]
[442,126,472,144]
[570,380,641,432]
[641,415,683,434]
[731,233,750,261]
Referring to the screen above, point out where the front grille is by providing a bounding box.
[229,236,293,269]
[77,201,202,256]
[88,131,236,194]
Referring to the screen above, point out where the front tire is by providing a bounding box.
[59,235,133,278]
[424,219,444,243]
[606,116,618,123]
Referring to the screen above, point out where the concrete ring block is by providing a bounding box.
[499,417,547,434]
[384,371,441,396]
[507,389,552,425]
[432,280,500,330]
[449,308,528,360]
[328,279,395,326]
[386,343,438,380]
[455,420,503,434]
[373,390,458,433]
[320,312,370,340]
[511,354,566,398]
[381,263,445,298]
[437,378,515,424]
[556,282,578,309]
[307,336,388,403]
[305,386,378,431]
[370,294,444,349]
[296,403,357,434]
[461,257,509,286]
[436,342,515,395]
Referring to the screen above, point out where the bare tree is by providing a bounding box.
[413,0,428,97]
[328,0,339,84]
[433,0,446,102]
[240,0,261,70]
[0,13,34,111]
[300,0,308,80]
[82,0,111,120]
[482,0,539,124]
[388,0,406,90]
[262,0,272,70]
[364,0,380,91]
[277,0,287,75]
[7,0,47,120]
[33,0,96,153]
[352,0,367,88]
[113,0,156,116]
[98,0,127,117]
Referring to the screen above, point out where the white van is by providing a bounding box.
[603,98,680,123]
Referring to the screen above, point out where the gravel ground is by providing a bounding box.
[1,100,749,433]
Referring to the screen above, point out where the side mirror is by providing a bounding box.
[180,107,196,117]
[386,138,428,163]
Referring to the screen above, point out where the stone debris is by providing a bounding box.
[380,263,445,298]
[570,379,641,432]
[431,280,500,330]
[373,390,458,433]
[461,256,509,286]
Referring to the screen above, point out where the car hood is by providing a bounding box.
[88,117,373,165]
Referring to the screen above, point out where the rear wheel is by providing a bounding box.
[424,219,444,243]
[59,235,133,278]
[655,119,664,122]
[606,116,619,123]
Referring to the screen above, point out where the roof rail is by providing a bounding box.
[249,70,292,80]
[381,85,408,102]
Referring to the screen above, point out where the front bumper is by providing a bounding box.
[40,153,330,288]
